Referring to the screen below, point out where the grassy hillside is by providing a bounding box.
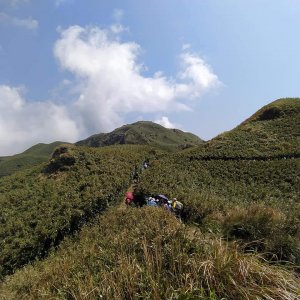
[1,208,299,299]
[0,144,157,278]
[136,99,300,267]
[188,98,300,158]
[0,142,65,177]
[76,121,204,151]
[138,154,300,262]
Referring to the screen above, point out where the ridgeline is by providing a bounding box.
[76,121,204,151]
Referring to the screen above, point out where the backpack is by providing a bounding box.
[173,200,183,210]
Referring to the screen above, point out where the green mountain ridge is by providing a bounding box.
[0,122,202,177]
[76,121,204,150]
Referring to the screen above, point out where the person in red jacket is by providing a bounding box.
[125,191,134,206]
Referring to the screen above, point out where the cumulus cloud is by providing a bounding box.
[0,12,38,30]
[0,85,79,155]
[0,23,220,155]
[176,52,220,98]
[54,25,220,134]
[154,116,177,129]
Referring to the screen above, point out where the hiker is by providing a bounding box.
[133,171,140,183]
[125,191,134,206]
[147,196,158,207]
[156,194,169,206]
[172,198,183,218]
[143,159,150,169]
[134,191,147,207]
[163,201,172,211]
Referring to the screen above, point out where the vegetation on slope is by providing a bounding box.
[138,154,300,267]
[76,121,203,151]
[0,144,156,278]
[136,101,300,269]
[0,142,65,177]
[1,208,299,300]
[136,99,300,267]
[187,98,300,158]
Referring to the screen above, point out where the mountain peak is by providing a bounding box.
[188,98,300,158]
[76,121,203,150]
[246,98,300,123]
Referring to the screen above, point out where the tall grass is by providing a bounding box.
[137,151,300,267]
[1,207,299,299]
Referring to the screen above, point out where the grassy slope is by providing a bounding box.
[138,155,300,261]
[138,99,299,200]
[0,144,157,278]
[0,142,65,177]
[1,208,299,299]
[137,99,300,265]
[76,121,204,151]
[187,98,300,158]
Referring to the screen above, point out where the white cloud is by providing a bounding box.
[54,25,220,134]
[110,23,126,34]
[0,85,79,155]
[113,9,124,22]
[154,116,177,129]
[0,12,38,30]
[12,16,38,30]
[0,24,221,155]
[182,43,191,51]
[176,52,221,98]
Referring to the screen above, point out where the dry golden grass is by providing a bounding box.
[1,207,299,299]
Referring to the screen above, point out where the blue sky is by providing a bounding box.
[0,0,300,155]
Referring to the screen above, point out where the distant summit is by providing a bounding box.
[188,98,300,158]
[76,121,204,150]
